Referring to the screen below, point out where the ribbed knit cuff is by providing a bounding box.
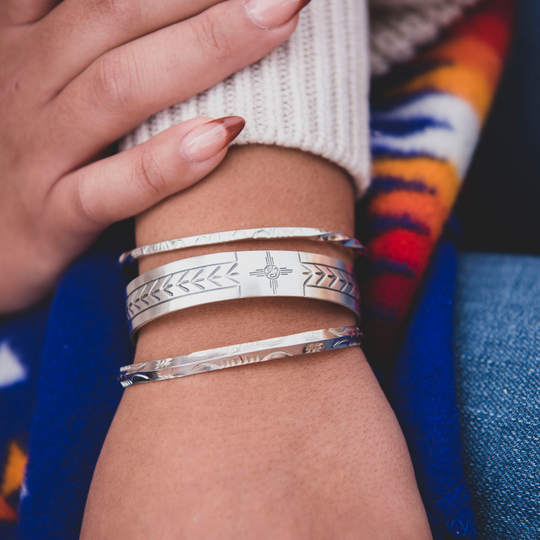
[120,0,371,197]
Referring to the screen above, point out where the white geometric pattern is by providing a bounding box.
[0,341,27,388]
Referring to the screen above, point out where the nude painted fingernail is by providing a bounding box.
[244,0,309,29]
[181,117,245,163]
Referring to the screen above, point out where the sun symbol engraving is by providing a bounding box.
[250,252,293,294]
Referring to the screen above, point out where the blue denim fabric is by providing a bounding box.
[454,254,540,539]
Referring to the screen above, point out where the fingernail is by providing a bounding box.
[244,0,309,29]
[181,116,245,163]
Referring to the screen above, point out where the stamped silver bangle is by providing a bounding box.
[119,227,365,265]
[119,326,362,387]
[126,250,361,339]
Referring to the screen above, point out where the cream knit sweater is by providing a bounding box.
[121,0,480,196]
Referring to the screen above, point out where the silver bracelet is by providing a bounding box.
[119,227,365,265]
[119,327,362,387]
[126,250,360,339]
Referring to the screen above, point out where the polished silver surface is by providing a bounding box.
[119,327,362,387]
[126,250,361,338]
[119,227,365,265]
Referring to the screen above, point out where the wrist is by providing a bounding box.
[134,144,357,362]
[84,145,432,540]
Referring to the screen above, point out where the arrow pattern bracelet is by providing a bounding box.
[126,250,361,339]
[119,327,362,387]
[119,227,365,265]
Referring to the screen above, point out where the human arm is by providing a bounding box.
[79,0,432,535]
[81,145,432,539]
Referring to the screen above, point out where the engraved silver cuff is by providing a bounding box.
[126,250,361,339]
[119,327,362,387]
[119,227,365,265]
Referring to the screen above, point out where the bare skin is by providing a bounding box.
[81,146,432,539]
[1,0,432,536]
[0,0,303,312]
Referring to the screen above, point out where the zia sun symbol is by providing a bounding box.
[250,252,293,294]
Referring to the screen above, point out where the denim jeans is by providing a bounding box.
[454,253,540,539]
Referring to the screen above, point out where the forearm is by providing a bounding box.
[82,146,431,539]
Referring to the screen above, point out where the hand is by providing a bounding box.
[0,0,307,313]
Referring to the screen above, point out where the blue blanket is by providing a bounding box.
[0,217,475,539]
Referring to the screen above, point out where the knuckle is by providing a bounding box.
[192,11,235,61]
[88,0,137,26]
[89,53,133,113]
[133,147,167,197]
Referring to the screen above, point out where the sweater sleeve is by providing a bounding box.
[120,0,371,197]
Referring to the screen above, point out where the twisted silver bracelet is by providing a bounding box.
[119,227,365,265]
[119,326,362,387]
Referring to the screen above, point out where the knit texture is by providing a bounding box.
[122,0,482,196]
[121,0,371,195]
[357,3,514,537]
[359,0,513,369]
[369,0,482,76]
[390,222,478,540]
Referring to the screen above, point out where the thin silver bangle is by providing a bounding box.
[119,227,365,265]
[119,327,362,387]
[126,250,360,339]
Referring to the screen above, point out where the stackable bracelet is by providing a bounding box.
[119,226,365,265]
[126,250,361,339]
[119,327,362,387]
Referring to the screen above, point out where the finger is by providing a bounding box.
[28,0,225,96]
[45,116,245,241]
[44,0,303,172]
[1,0,60,25]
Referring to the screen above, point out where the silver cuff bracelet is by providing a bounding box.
[119,326,362,387]
[126,250,361,339]
[119,227,365,265]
